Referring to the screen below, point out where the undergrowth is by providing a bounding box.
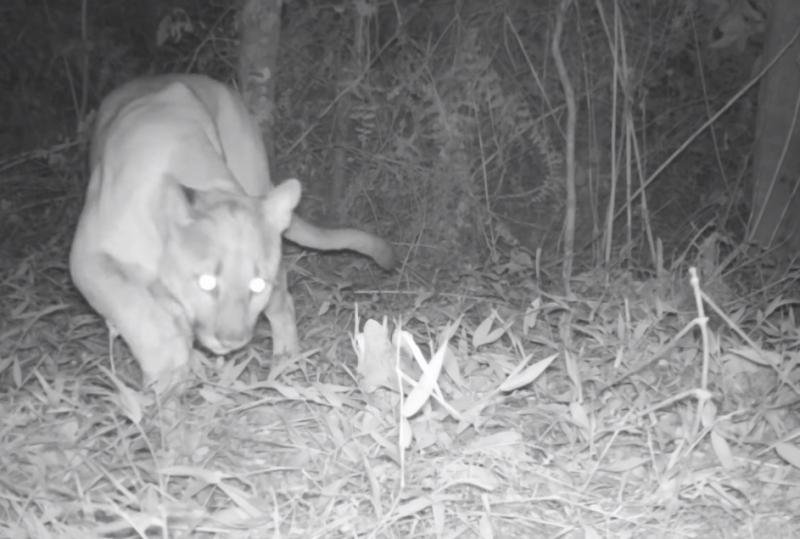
[2,0,799,538]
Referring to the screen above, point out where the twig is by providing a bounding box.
[552,0,577,292]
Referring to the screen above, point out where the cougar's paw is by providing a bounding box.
[272,330,300,358]
[139,330,195,393]
[267,305,300,359]
[143,360,194,394]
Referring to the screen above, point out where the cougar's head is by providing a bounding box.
[158,177,301,356]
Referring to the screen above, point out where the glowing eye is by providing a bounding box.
[249,277,267,294]
[198,274,217,292]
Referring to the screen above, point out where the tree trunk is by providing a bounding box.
[237,0,282,171]
[749,0,800,251]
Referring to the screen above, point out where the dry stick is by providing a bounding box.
[758,82,800,246]
[62,57,80,128]
[505,14,557,130]
[600,284,799,397]
[597,314,699,393]
[687,267,712,442]
[594,0,620,265]
[722,149,754,231]
[625,101,658,264]
[552,0,577,291]
[771,169,800,245]
[698,288,800,395]
[583,269,714,481]
[590,270,799,479]
[392,314,406,491]
[617,7,636,260]
[79,0,89,122]
[576,22,601,248]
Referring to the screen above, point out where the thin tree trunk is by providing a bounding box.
[749,0,800,251]
[329,7,370,220]
[238,0,282,171]
[330,48,351,221]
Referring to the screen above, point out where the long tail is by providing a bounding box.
[284,215,397,271]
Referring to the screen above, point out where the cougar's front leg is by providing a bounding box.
[264,264,300,357]
[74,254,194,389]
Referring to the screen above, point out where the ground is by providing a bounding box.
[2,203,800,537]
[2,0,800,537]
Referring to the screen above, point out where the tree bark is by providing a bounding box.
[749,0,800,251]
[238,0,282,170]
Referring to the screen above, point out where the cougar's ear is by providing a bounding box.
[263,178,302,233]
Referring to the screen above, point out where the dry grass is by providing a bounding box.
[2,1,800,537]
[2,209,800,537]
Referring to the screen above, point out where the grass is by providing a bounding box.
[1,2,799,536]
[2,220,800,538]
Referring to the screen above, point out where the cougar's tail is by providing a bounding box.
[284,215,397,271]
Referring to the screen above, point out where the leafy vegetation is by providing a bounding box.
[2,0,799,537]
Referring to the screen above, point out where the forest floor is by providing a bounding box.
[2,157,800,538]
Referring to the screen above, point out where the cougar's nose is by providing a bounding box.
[212,328,253,354]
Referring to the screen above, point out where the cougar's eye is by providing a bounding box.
[249,277,268,294]
[198,273,218,292]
